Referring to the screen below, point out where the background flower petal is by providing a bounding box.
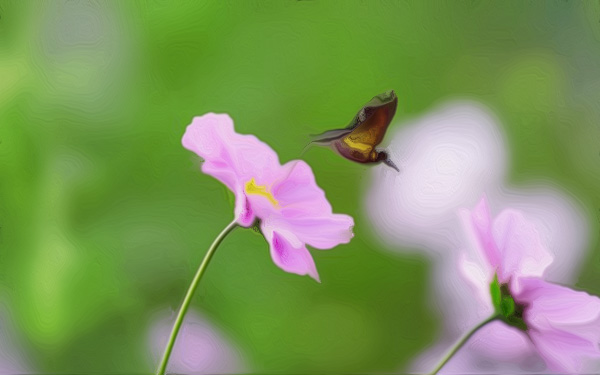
[493,211,554,291]
[519,278,600,349]
[529,329,599,373]
[412,322,544,374]
[457,253,494,310]
[465,197,502,273]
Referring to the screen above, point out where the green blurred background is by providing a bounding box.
[1,1,600,373]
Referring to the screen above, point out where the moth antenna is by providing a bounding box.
[300,140,315,157]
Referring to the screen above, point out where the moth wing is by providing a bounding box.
[309,128,353,144]
[346,101,397,147]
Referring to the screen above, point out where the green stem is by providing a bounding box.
[429,315,500,375]
[156,219,238,375]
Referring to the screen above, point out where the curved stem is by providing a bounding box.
[429,315,500,375]
[156,219,239,375]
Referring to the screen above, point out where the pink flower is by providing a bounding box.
[459,196,600,373]
[182,113,354,282]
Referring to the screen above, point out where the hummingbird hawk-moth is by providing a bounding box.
[309,90,399,171]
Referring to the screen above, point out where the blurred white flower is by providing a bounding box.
[149,309,247,374]
[365,101,592,373]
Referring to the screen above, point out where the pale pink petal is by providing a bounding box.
[269,160,354,248]
[493,211,553,291]
[518,278,600,350]
[281,215,354,249]
[529,329,599,373]
[182,113,282,185]
[262,228,320,282]
[233,189,255,227]
[466,197,501,272]
[467,322,540,367]
[413,322,544,374]
[449,322,543,374]
[272,160,332,217]
[182,113,239,191]
[457,253,494,310]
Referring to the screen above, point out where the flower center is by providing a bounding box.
[244,178,279,208]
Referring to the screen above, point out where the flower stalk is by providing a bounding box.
[156,219,238,375]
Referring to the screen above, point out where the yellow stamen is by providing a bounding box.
[245,178,279,208]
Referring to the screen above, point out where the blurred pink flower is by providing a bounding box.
[459,196,600,373]
[0,310,29,375]
[182,113,354,281]
[149,309,246,374]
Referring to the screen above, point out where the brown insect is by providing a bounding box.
[309,90,399,171]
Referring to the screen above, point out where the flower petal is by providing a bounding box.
[182,113,240,191]
[269,160,354,248]
[233,190,256,227]
[519,278,600,344]
[529,329,599,373]
[263,228,320,282]
[280,215,354,249]
[518,278,600,372]
[492,210,553,292]
[182,114,281,183]
[272,160,332,216]
[464,196,502,272]
[458,252,495,310]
